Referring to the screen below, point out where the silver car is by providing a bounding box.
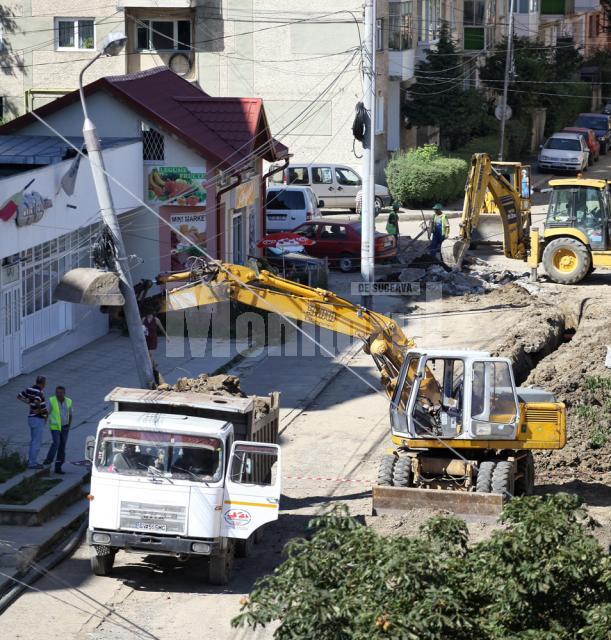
[538,132,590,173]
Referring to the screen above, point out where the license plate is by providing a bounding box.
[267,214,287,220]
[133,521,167,532]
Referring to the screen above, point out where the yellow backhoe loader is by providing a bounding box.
[160,259,566,517]
[444,154,611,284]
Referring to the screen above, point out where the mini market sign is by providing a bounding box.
[147,166,207,206]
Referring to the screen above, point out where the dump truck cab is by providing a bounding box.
[539,178,611,283]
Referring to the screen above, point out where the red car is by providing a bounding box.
[562,127,600,164]
[292,218,398,272]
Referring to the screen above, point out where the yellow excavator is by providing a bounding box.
[159,258,566,516]
[444,153,611,284]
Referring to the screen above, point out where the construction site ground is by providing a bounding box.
[2,241,609,638]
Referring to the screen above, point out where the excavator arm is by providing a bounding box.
[442,153,530,268]
[159,260,414,396]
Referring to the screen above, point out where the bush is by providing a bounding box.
[386,145,468,208]
[506,117,531,159]
[233,495,610,639]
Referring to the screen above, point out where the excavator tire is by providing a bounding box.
[491,461,515,498]
[475,461,496,493]
[515,452,535,496]
[542,238,591,284]
[377,455,396,486]
[392,457,412,487]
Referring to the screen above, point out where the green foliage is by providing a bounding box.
[574,375,611,449]
[385,145,468,207]
[404,22,489,150]
[233,496,610,639]
[481,37,591,140]
[0,439,26,483]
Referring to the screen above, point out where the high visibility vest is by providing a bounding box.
[433,213,449,237]
[48,396,72,431]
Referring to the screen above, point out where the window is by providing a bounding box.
[544,138,581,151]
[56,18,95,50]
[320,224,347,239]
[464,0,486,25]
[375,95,385,135]
[312,167,333,184]
[471,361,517,425]
[141,123,165,162]
[293,224,318,239]
[287,167,310,185]
[335,167,361,186]
[136,19,192,51]
[388,1,412,50]
[266,190,306,210]
[376,18,384,50]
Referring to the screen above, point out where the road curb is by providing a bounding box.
[279,340,364,435]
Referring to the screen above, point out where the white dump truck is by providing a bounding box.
[84,387,281,584]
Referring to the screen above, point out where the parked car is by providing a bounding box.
[266,186,322,232]
[292,218,398,272]
[562,127,600,164]
[269,163,391,210]
[573,113,611,154]
[538,132,590,174]
[602,101,611,115]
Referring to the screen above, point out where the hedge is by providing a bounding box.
[385,145,468,208]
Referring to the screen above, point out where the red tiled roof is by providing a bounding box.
[0,68,288,169]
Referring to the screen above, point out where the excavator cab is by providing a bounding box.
[390,351,519,445]
[540,179,611,283]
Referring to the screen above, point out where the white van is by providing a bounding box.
[266,185,322,232]
[269,163,391,210]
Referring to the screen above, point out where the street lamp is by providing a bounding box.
[78,33,156,389]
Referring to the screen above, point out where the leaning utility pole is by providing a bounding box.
[498,0,515,161]
[361,0,376,309]
[78,39,156,390]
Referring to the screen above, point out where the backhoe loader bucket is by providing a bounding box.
[441,237,469,270]
[372,486,504,521]
[54,268,125,306]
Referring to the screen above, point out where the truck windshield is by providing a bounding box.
[95,429,224,482]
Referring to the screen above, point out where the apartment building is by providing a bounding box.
[0,2,457,181]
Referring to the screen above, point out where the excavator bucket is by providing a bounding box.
[440,237,469,270]
[54,268,125,306]
[372,486,504,520]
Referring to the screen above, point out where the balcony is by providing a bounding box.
[389,49,416,81]
[117,1,194,7]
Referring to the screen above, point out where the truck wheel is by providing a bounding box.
[392,457,412,487]
[91,550,115,576]
[542,238,591,284]
[235,535,254,558]
[209,549,234,585]
[491,461,515,498]
[476,461,496,493]
[516,453,535,496]
[377,455,396,486]
[254,525,265,544]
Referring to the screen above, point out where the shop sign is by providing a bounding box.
[235,179,257,210]
[147,166,207,206]
[170,213,207,271]
[0,182,52,227]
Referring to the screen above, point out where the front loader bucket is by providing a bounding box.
[440,237,469,270]
[372,486,504,520]
[54,268,124,306]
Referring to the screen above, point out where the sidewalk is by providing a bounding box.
[0,331,248,470]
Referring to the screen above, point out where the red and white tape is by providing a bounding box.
[284,475,372,485]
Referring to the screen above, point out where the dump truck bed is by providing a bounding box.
[105,387,280,445]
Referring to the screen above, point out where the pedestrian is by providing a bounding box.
[429,203,450,257]
[17,375,48,469]
[386,202,400,240]
[142,311,169,383]
[42,386,72,474]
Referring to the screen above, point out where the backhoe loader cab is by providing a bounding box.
[540,179,611,283]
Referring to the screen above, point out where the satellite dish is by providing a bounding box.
[495,104,513,121]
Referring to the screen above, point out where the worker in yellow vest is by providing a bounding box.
[42,386,72,474]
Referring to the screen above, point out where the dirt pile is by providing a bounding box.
[158,373,273,418]
[524,301,611,484]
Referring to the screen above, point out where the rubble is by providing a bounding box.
[158,373,272,419]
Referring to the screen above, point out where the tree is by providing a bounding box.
[232,495,610,639]
[404,22,488,150]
